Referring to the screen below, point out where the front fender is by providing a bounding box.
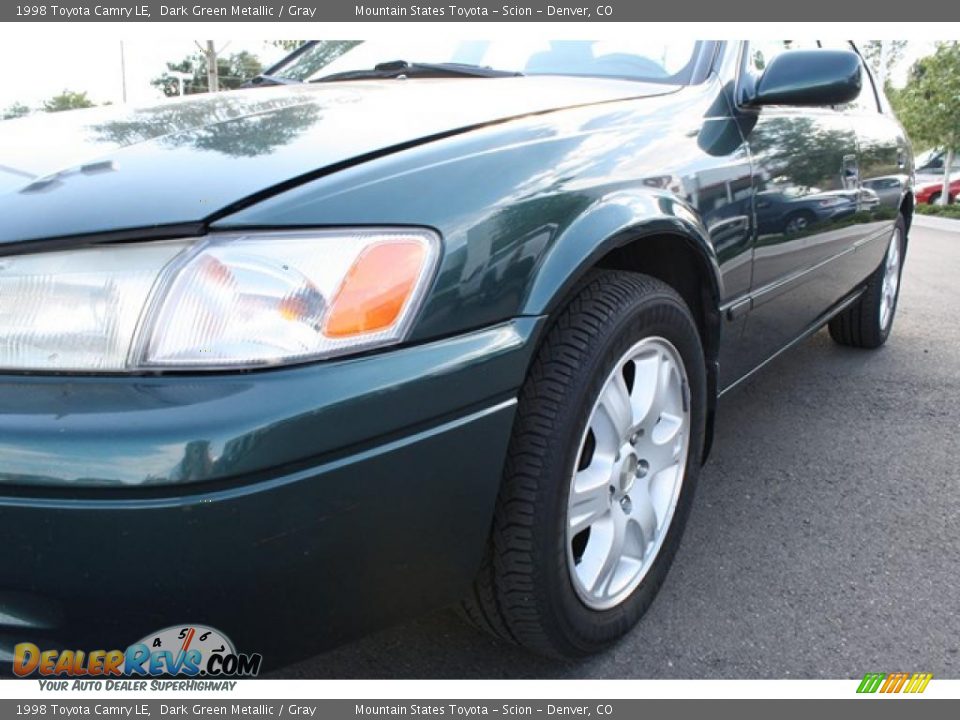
[521,188,724,317]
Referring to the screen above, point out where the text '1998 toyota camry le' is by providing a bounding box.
[0,40,912,669]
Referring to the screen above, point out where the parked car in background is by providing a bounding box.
[0,40,912,669]
[862,177,907,208]
[915,148,959,180]
[915,177,959,205]
[755,187,859,234]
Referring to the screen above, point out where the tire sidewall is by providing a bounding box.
[875,216,907,343]
[534,285,707,655]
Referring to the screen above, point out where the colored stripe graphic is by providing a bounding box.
[905,673,934,693]
[857,672,932,694]
[857,673,886,693]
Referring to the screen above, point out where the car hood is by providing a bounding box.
[0,77,675,246]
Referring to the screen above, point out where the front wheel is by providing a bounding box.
[784,210,815,235]
[462,270,706,657]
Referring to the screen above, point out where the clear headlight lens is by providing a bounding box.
[0,242,189,371]
[0,229,440,372]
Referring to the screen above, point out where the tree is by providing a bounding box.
[271,40,306,52]
[895,42,960,205]
[92,95,321,158]
[42,90,95,113]
[152,50,263,97]
[2,102,30,120]
[266,41,362,81]
[861,41,908,85]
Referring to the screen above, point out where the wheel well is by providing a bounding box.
[594,234,720,364]
[594,233,721,463]
[900,191,914,234]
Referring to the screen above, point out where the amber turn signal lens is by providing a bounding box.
[324,240,428,338]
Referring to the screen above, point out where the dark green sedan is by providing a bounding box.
[0,40,912,669]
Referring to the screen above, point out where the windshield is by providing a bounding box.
[916,150,960,175]
[273,40,701,85]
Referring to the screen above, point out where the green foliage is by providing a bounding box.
[152,50,264,97]
[91,95,321,158]
[2,102,30,120]
[42,90,95,113]
[271,40,306,52]
[268,41,362,81]
[860,40,908,80]
[916,203,960,217]
[894,42,960,153]
[748,116,856,192]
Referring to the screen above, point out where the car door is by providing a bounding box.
[735,41,869,374]
[823,41,911,282]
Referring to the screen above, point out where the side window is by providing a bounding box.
[749,40,819,73]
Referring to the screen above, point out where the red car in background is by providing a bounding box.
[915,177,959,204]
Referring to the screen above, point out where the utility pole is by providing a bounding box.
[205,40,219,93]
[195,40,228,93]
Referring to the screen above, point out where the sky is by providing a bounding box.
[0,39,290,109]
[0,39,939,112]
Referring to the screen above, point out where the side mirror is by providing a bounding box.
[743,49,862,107]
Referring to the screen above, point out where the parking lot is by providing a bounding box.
[276,220,960,679]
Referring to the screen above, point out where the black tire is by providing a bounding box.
[828,215,906,349]
[462,270,706,657]
[784,210,815,234]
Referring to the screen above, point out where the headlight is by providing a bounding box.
[0,229,440,371]
[817,197,847,207]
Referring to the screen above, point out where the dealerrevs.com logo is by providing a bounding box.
[13,625,262,678]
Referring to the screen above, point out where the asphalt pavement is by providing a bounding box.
[275,220,960,679]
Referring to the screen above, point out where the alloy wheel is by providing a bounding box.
[879,228,901,331]
[566,336,691,610]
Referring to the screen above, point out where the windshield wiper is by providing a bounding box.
[311,60,523,83]
[242,74,304,88]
